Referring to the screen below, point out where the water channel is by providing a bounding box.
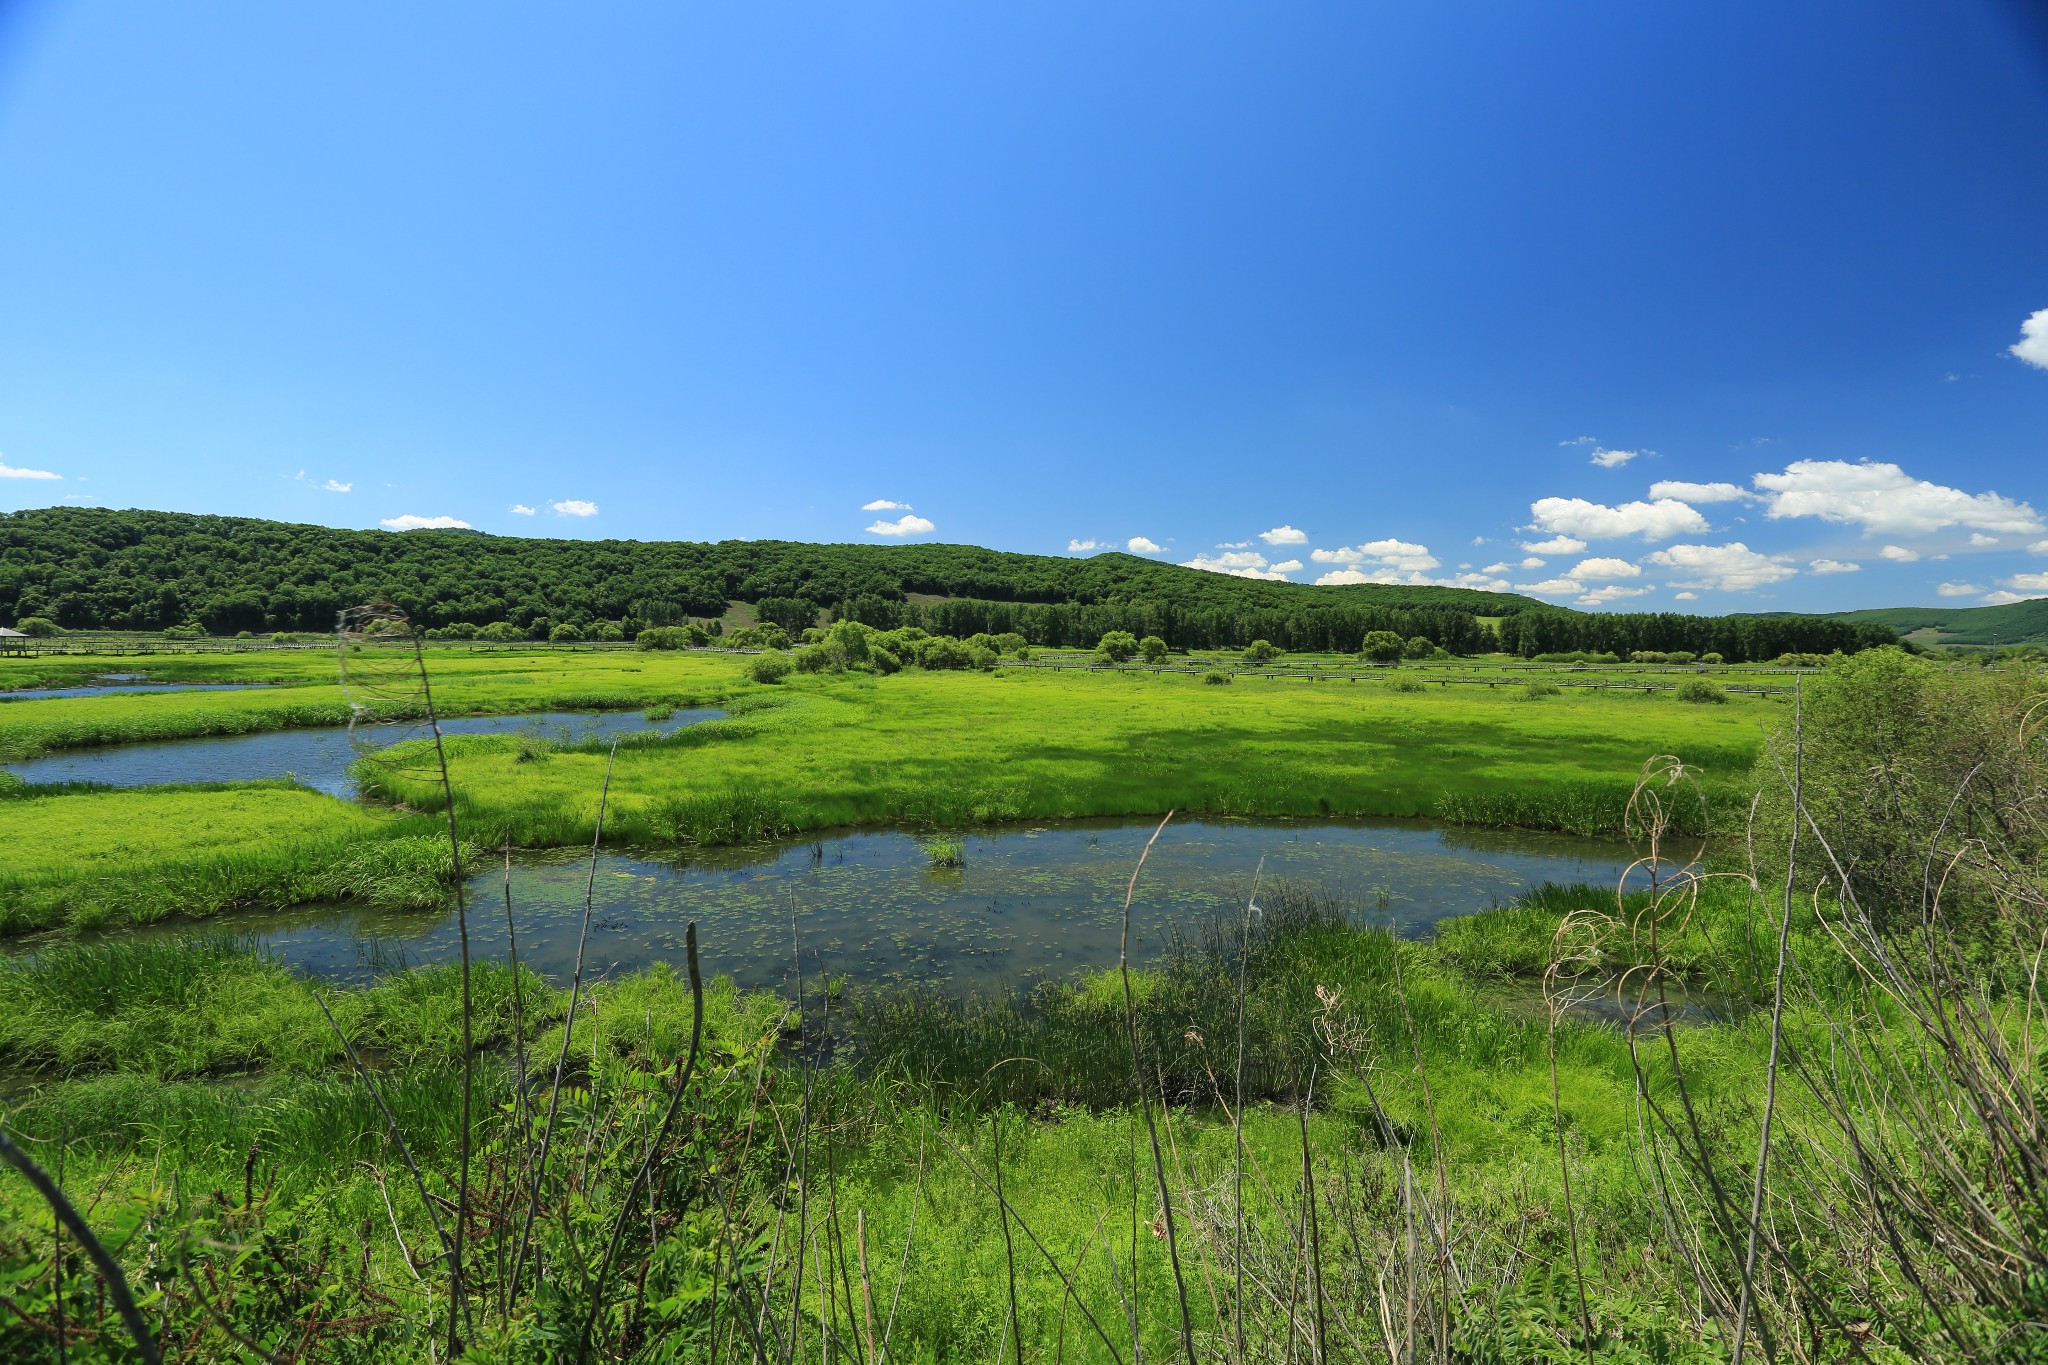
[3,707,726,796]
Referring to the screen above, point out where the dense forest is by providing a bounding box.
[0,506,1895,659]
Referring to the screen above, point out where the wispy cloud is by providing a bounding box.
[1808,558,1859,574]
[1936,581,1985,598]
[867,513,935,536]
[1066,538,1105,553]
[1520,536,1587,555]
[321,479,352,493]
[509,504,536,515]
[0,456,61,480]
[382,514,472,530]
[1588,447,1644,469]
[863,499,913,511]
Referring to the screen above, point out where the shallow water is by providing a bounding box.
[2,708,725,795]
[1,680,271,703]
[63,817,1643,993]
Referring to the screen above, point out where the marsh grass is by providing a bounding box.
[922,836,966,868]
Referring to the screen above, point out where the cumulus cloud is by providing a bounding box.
[1880,545,1921,562]
[1577,584,1654,606]
[1269,559,1303,573]
[1484,559,1547,574]
[1970,533,1999,547]
[1528,497,1709,541]
[863,499,912,511]
[1516,578,1584,596]
[1127,536,1164,554]
[0,456,60,480]
[1260,525,1308,545]
[2011,307,2048,371]
[1067,538,1105,553]
[1808,559,1860,574]
[2032,541,2048,555]
[1753,459,2042,535]
[1674,591,1699,600]
[1568,557,1642,580]
[1937,581,1986,597]
[382,514,472,531]
[1310,539,1440,572]
[2002,571,2048,592]
[552,499,599,517]
[867,514,935,536]
[1588,447,1644,469]
[1644,542,1797,592]
[1648,480,1751,504]
[1520,536,1587,555]
[1184,551,1289,581]
[1318,567,1509,590]
[509,504,537,515]
[1982,589,2048,605]
[321,480,352,493]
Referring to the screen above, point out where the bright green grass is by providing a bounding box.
[366,666,1771,848]
[0,646,752,758]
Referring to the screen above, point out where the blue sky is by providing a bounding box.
[2,1,2045,613]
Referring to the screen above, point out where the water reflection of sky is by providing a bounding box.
[58,817,1646,994]
[3,708,724,795]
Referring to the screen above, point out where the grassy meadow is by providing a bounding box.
[4,642,2041,1362]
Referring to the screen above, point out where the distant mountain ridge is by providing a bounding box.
[1742,598,2048,647]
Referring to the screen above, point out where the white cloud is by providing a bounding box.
[2002,571,2048,592]
[1310,539,1440,572]
[1644,542,1797,592]
[1936,581,1985,598]
[1673,591,1699,600]
[552,499,598,517]
[321,479,352,493]
[863,499,912,511]
[1260,525,1308,545]
[1481,561,1530,574]
[1588,447,1644,469]
[1648,480,1751,504]
[1559,436,1597,447]
[2032,541,2048,554]
[1880,545,1921,563]
[1528,497,1709,541]
[1471,535,1489,546]
[509,504,537,516]
[1808,558,1860,574]
[1752,459,2042,536]
[1982,589,2048,606]
[1269,559,1303,573]
[1520,536,1587,555]
[382,514,472,531]
[1577,585,1654,605]
[1066,538,1105,553]
[1217,540,1253,549]
[0,456,60,480]
[867,514,935,536]
[1970,533,1999,547]
[1127,536,1164,554]
[2011,307,2048,371]
[1568,556,1642,581]
[1516,578,1584,596]
[1316,568,1510,590]
[1185,551,1288,580]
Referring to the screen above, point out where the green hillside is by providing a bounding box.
[1816,599,2048,647]
[0,505,1895,659]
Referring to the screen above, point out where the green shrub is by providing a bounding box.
[724,623,791,651]
[1517,681,1562,700]
[1139,635,1168,663]
[868,646,902,674]
[917,636,974,670]
[1243,639,1278,662]
[13,616,60,637]
[1202,670,1232,685]
[1402,635,1434,660]
[1096,630,1139,662]
[477,621,523,642]
[992,632,1028,657]
[1675,678,1727,704]
[748,650,793,683]
[1388,677,1427,693]
[549,622,585,642]
[588,620,625,642]
[1700,652,1724,665]
[922,837,965,868]
[1358,630,1404,662]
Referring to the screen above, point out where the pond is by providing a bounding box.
[55,816,1646,993]
[2,708,726,796]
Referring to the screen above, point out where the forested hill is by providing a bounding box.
[0,505,1895,660]
[0,505,1535,628]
